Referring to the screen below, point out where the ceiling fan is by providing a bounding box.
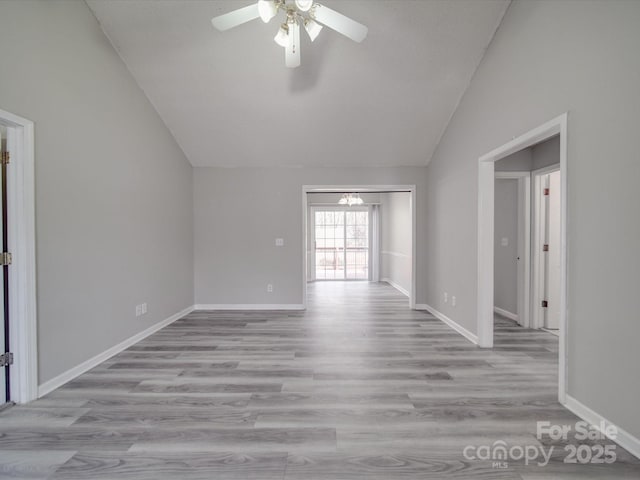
[211,0,368,68]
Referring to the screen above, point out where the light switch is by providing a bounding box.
[275,238,284,247]
[501,237,509,246]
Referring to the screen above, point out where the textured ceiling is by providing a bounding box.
[87,0,509,167]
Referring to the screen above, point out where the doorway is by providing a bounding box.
[302,185,417,309]
[478,113,568,403]
[493,172,531,328]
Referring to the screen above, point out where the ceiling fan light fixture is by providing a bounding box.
[285,20,301,68]
[304,18,323,41]
[211,1,367,67]
[295,0,314,12]
[274,23,289,47]
[258,0,278,23]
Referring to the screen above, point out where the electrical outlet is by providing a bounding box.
[444,292,448,303]
[267,284,273,293]
[451,296,457,307]
[275,238,284,247]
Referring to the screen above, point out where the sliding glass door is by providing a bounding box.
[313,207,369,280]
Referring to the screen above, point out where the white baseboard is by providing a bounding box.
[563,394,640,460]
[418,303,478,345]
[37,305,194,398]
[494,306,519,322]
[194,304,305,311]
[380,278,410,298]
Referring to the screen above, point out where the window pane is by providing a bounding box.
[346,211,355,225]
[325,211,334,225]
[346,251,355,265]
[325,251,336,270]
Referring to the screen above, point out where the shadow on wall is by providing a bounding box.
[288,33,332,92]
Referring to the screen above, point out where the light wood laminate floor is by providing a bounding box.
[1,282,638,478]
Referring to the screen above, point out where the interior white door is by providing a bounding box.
[545,171,561,329]
[0,128,5,405]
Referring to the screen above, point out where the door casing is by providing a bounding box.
[477,113,568,404]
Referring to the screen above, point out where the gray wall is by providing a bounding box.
[532,135,560,171]
[380,192,412,295]
[424,0,640,437]
[495,148,532,172]
[496,136,560,172]
[194,167,427,305]
[0,0,194,384]
[494,179,518,314]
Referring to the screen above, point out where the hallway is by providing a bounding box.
[0,282,638,478]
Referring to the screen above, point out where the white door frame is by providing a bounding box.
[477,113,568,404]
[303,185,417,309]
[0,108,38,404]
[531,164,561,330]
[494,171,531,328]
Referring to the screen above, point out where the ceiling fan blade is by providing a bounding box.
[285,21,301,68]
[312,4,368,43]
[211,3,260,31]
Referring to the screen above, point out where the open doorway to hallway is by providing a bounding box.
[303,186,416,309]
[493,135,561,337]
[478,114,567,402]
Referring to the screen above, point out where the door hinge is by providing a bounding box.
[541,300,548,308]
[0,252,11,266]
[543,244,549,252]
[1,151,9,165]
[544,188,550,196]
[0,352,13,367]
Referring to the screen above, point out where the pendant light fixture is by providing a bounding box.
[338,193,364,206]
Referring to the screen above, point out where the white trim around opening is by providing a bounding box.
[302,185,417,310]
[477,113,568,405]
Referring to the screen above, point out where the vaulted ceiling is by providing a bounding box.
[87,0,509,167]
